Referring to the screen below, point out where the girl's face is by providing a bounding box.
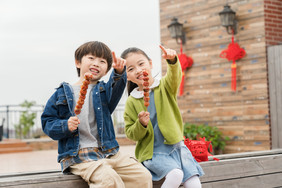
[75,54,108,84]
[125,53,153,89]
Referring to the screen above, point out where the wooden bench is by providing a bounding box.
[200,149,282,188]
[1,149,282,188]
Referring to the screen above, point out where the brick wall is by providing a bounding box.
[264,0,282,46]
[160,0,272,153]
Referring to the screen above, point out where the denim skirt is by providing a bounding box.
[142,141,204,182]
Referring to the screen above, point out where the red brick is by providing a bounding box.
[273,28,282,33]
[266,23,274,26]
[267,5,278,10]
[273,19,282,24]
[268,23,278,27]
[268,41,278,45]
[271,1,282,6]
[274,37,282,41]
[267,14,278,19]
[272,10,282,15]
[269,32,278,36]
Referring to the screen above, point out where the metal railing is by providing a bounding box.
[0,104,125,139]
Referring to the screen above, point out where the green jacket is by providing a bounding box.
[124,57,184,162]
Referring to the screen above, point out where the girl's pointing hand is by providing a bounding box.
[159,45,177,63]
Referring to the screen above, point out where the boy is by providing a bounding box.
[41,41,152,188]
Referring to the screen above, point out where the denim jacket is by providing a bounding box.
[41,70,126,163]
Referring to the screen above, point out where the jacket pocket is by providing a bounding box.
[56,95,70,118]
[99,87,108,106]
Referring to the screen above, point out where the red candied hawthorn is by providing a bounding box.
[143,70,150,110]
[74,73,94,115]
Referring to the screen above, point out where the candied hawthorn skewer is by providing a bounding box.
[74,73,94,115]
[143,71,150,111]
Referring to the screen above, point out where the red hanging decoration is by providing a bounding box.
[220,32,246,91]
[177,41,193,96]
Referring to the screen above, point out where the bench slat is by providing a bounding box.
[1,149,281,188]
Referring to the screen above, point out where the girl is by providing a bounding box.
[122,45,204,188]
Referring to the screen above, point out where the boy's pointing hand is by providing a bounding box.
[112,51,126,74]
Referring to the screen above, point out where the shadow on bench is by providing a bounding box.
[1,149,282,188]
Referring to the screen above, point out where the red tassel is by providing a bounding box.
[231,62,236,91]
[179,71,185,96]
[220,32,246,91]
[177,41,193,96]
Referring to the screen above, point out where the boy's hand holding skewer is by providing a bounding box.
[69,73,93,132]
[68,116,80,132]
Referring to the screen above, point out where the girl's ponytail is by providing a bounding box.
[127,81,138,96]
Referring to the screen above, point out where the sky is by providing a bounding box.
[0,0,161,106]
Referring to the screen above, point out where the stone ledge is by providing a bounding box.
[24,135,135,151]
[0,139,33,154]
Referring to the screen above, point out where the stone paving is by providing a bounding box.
[0,145,136,175]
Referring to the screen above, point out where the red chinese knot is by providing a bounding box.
[177,42,193,96]
[220,34,246,91]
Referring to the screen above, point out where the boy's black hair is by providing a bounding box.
[121,47,151,96]
[75,41,113,77]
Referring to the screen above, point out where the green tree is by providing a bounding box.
[15,100,36,139]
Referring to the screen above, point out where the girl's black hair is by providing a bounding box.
[121,47,151,96]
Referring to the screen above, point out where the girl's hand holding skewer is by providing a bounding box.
[138,111,150,128]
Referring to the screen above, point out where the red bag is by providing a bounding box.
[184,137,219,162]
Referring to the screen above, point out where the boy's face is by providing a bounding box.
[76,54,108,82]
